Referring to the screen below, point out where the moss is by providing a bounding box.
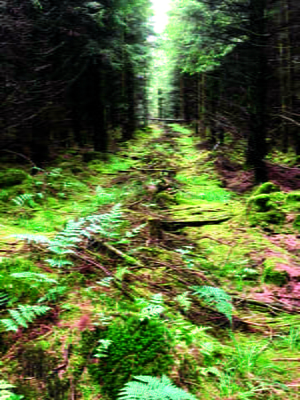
[262,260,289,286]
[253,182,280,195]
[293,214,300,232]
[286,191,300,210]
[247,189,286,227]
[89,317,173,398]
[248,209,285,227]
[0,257,39,273]
[248,194,272,212]
[0,169,28,188]
[155,191,177,206]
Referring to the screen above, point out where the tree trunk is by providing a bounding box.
[91,64,108,153]
[246,0,268,183]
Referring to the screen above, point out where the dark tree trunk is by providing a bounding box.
[122,63,136,141]
[246,0,268,183]
[30,117,50,164]
[90,64,108,152]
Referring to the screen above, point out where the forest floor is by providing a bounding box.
[0,124,299,400]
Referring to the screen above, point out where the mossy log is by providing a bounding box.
[158,216,232,231]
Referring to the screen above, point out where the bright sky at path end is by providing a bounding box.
[151,0,171,34]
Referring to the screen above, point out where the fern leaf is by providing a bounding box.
[192,286,233,323]
[2,305,50,332]
[0,319,19,332]
[10,272,57,284]
[12,234,50,245]
[0,292,9,307]
[118,375,198,400]
[9,309,28,328]
[45,258,73,268]
[38,286,67,303]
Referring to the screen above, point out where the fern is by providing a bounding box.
[0,292,9,308]
[138,293,165,321]
[38,286,67,304]
[13,204,124,269]
[12,234,50,245]
[10,272,57,284]
[0,380,23,400]
[0,305,50,332]
[94,339,112,358]
[176,292,192,312]
[118,375,198,400]
[192,286,233,323]
[12,194,35,207]
[97,277,114,287]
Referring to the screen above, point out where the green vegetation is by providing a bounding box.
[0,125,299,400]
[118,375,197,400]
[89,317,173,398]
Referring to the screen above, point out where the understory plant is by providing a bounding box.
[12,204,123,269]
[192,286,234,324]
[89,317,173,398]
[118,375,197,400]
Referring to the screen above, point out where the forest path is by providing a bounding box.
[1,124,300,400]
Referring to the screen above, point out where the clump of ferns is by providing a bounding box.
[0,304,51,332]
[0,269,59,306]
[0,380,24,399]
[12,204,124,269]
[0,271,67,332]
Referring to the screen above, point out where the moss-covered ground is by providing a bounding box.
[0,125,299,399]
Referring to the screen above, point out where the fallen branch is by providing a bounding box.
[160,216,232,230]
[75,252,111,275]
[232,296,298,314]
[101,242,143,267]
[272,358,300,362]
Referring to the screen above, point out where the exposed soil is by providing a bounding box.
[215,156,300,193]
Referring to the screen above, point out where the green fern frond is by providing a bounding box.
[139,293,165,321]
[1,305,50,332]
[192,286,233,323]
[38,286,67,303]
[10,272,57,284]
[12,205,124,270]
[0,319,19,333]
[12,194,35,207]
[0,379,24,400]
[94,339,112,358]
[118,375,198,400]
[45,258,74,268]
[12,234,50,245]
[176,292,192,312]
[0,292,9,307]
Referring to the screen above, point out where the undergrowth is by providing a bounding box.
[0,126,299,400]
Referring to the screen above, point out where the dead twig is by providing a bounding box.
[75,252,111,275]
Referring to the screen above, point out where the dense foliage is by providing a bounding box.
[0,1,300,400]
[154,0,300,182]
[1,0,152,161]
